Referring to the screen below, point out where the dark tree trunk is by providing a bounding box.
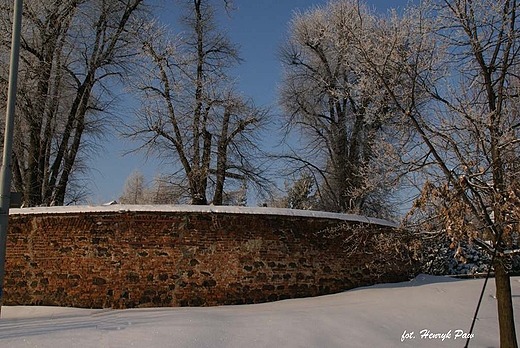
[212,107,231,205]
[494,258,518,348]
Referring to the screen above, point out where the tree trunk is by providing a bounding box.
[494,257,518,348]
[213,107,231,205]
[190,189,208,205]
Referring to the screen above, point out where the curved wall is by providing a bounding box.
[3,205,417,309]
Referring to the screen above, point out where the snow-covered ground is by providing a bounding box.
[1,274,519,348]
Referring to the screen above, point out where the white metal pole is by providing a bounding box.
[0,0,23,318]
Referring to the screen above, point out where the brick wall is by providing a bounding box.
[3,208,418,309]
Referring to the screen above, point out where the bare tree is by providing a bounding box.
[0,0,145,206]
[148,174,184,204]
[278,0,403,217]
[119,169,148,204]
[346,0,519,346]
[285,173,316,210]
[125,0,271,205]
[222,180,247,206]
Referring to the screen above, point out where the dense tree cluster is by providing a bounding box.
[0,0,145,206]
[278,1,403,217]
[277,1,520,345]
[123,0,270,205]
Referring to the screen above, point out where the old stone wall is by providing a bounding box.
[3,207,417,309]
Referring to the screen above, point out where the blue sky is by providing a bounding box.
[87,0,411,204]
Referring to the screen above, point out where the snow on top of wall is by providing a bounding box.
[9,204,398,228]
